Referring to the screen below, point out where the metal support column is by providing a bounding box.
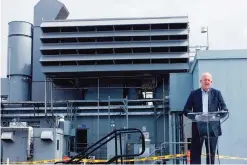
[126,96,128,129]
[168,113,177,164]
[163,77,166,144]
[154,104,157,146]
[108,96,111,133]
[175,113,180,164]
[97,77,100,141]
[51,80,53,117]
[45,78,47,116]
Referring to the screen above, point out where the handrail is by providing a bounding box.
[55,128,145,164]
[106,129,145,164]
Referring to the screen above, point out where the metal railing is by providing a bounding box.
[55,128,145,164]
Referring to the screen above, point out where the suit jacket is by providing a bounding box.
[183,88,228,137]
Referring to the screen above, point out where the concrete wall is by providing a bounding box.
[192,50,247,164]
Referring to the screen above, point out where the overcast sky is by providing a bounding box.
[1,0,247,77]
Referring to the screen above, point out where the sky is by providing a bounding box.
[1,0,247,78]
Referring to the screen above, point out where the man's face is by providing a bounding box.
[200,75,212,90]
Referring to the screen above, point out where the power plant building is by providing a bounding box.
[1,0,247,164]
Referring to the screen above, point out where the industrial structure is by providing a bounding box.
[1,0,247,164]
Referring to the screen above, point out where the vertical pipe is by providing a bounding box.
[163,77,166,143]
[168,114,174,164]
[175,114,180,164]
[97,77,100,141]
[126,96,128,129]
[108,96,111,133]
[54,116,57,159]
[154,104,157,146]
[119,134,123,164]
[115,131,118,164]
[51,80,53,116]
[45,78,47,116]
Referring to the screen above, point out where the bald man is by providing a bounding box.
[183,72,228,164]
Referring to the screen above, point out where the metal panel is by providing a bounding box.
[107,137,125,160]
[192,61,200,89]
[7,22,32,76]
[40,16,188,27]
[85,88,123,100]
[40,40,188,50]
[8,21,32,37]
[32,80,81,101]
[7,21,32,101]
[1,128,32,163]
[196,49,247,60]
[1,116,167,158]
[33,128,63,161]
[32,27,45,81]
[1,132,14,141]
[40,131,54,141]
[196,58,247,164]
[40,53,189,62]
[32,0,69,101]
[41,63,189,73]
[33,0,68,26]
[31,27,48,101]
[0,78,9,98]
[169,73,193,111]
[41,29,188,38]
[71,116,164,148]
[8,75,30,101]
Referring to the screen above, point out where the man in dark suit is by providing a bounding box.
[183,72,228,164]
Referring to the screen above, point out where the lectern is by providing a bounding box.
[187,111,228,164]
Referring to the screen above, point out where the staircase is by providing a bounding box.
[55,128,145,164]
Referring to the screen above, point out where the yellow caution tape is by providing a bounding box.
[5,153,247,164]
[202,154,247,161]
[4,154,186,164]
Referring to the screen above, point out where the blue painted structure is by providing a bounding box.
[6,21,33,101]
[189,50,247,164]
[1,0,247,163]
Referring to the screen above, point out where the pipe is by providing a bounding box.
[108,96,110,133]
[1,98,166,104]
[3,105,167,111]
[45,78,47,116]
[51,81,53,116]
[54,86,144,90]
[126,96,128,129]
[1,112,154,117]
[163,77,166,145]
[97,77,100,141]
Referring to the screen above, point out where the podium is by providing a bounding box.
[187,111,228,164]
